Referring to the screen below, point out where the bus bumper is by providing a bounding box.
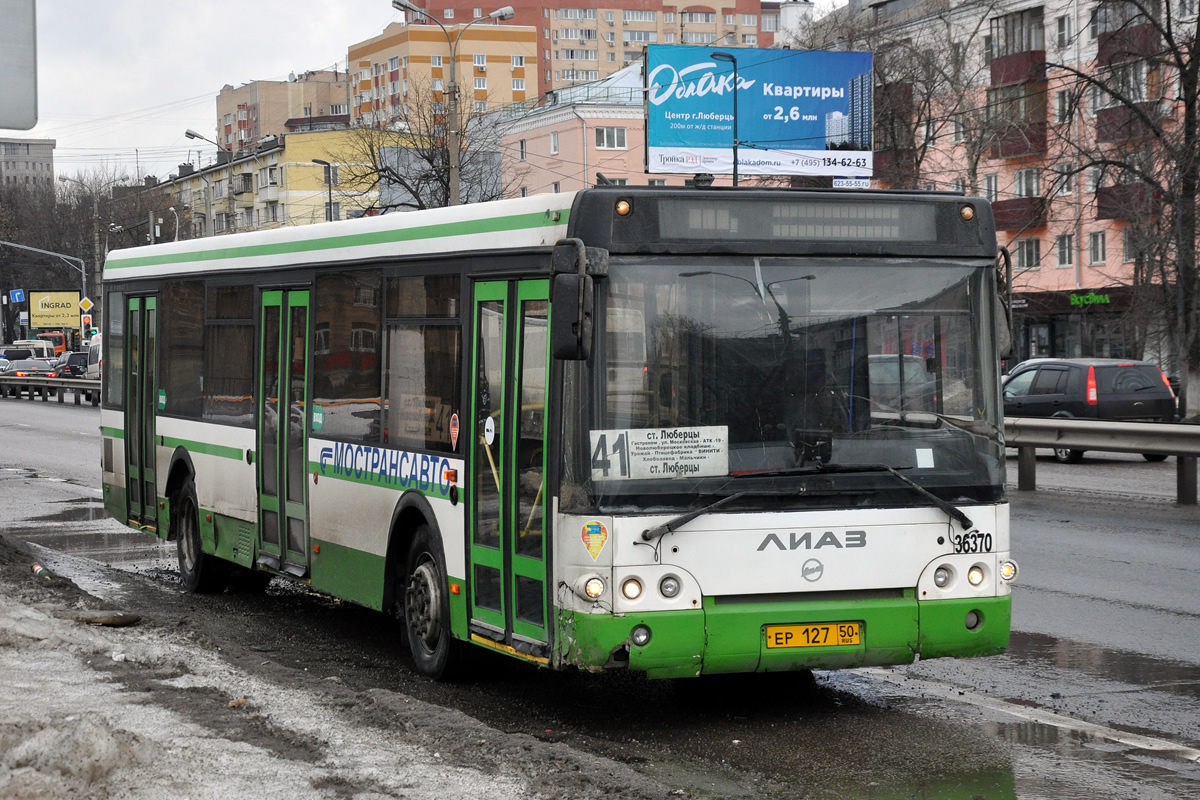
[560,592,1011,679]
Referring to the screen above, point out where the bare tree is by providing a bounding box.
[334,78,522,213]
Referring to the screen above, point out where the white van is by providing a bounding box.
[87,333,103,380]
[9,339,55,359]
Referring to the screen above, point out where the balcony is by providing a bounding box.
[258,184,279,202]
[992,196,1048,231]
[990,121,1048,158]
[1095,101,1167,143]
[1098,23,1162,66]
[1096,183,1156,220]
[990,50,1046,87]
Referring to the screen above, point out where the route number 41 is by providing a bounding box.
[591,432,630,478]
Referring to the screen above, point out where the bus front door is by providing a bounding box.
[469,280,551,660]
[257,290,311,577]
[124,296,158,530]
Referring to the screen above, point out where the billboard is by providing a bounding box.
[30,291,81,328]
[645,46,873,177]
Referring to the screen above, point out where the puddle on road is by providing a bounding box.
[1007,631,1200,701]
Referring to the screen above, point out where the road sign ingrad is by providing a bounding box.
[29,291,82,328]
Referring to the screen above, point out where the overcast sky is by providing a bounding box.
[1,1,405,182]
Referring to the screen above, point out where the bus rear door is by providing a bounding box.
[124,297,158,529]
[257,289,312,577]
[468,280,551,661]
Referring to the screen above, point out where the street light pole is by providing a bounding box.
[185,128,236,233]
[391,0,515,206]
[311,159,334,221]
[710,51,739,187]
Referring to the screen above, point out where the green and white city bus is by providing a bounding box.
[99,186,1018,679]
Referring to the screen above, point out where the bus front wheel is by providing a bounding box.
[404,524,456,679]
[174,476,229,593]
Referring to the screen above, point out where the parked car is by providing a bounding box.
[54,351,89,378]
[1002,357,1177,463]
[87,334,103,381]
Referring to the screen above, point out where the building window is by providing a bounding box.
[1056,234,1074,267]
[984,174,998,202]
[1014,238,1041,270]
[742,13,758,25]
[320,163,339,186]
[473,53,487,68]
[431,55,443,68]
[762,13,778,31]
[1087,166,1104,192]
[1056,15,1073,47]
[474,101,488,113]
[1089,231,1107,264]
[742,34,757,45]
[550,131,559,154]
[951,177,966,193]
[326,202,341,221]
[444,8,454,18]
[520,186,528,197]
[724,13,737,24]
[649,179,667,186]
[1053,163,1074,195]
[595,126,627,149]
[512,55,525,67]
[1014,168,1040,197]
[664,12,676,22]
[432,78,443,91]
[1055,90,1072,123]
[951,115,965,143]
[552,181,560,192]
[474,77,487,90]
[1123,229,1142,262]
[518,139,526,160]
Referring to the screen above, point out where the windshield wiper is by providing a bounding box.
[734,462,974,529]
[641,492,747,542]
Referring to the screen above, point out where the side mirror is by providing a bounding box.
[551,272,594,360]
[996,248,1015,360]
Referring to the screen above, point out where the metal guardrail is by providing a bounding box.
[1004,416,1199,504]
[0,376,101,407]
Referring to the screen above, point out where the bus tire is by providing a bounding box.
[174,476,229,594]
[404,523,456,679]
[1053,447,1084,464]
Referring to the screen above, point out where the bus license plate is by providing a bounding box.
[764,622,861,649]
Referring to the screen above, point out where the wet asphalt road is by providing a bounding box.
[2,398,1199,799]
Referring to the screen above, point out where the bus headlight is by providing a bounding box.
[933,566,952,588]
[999,560,1019,582]
[967,566,985,586]
[584,577,605,599]
[631,625,652,646]
[659,575,681,598]
[621,578,643,600]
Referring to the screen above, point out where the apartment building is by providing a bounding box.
[348,21,538,128]
[215,71,352,154]
[0,137,55,187]
[160,130,377,238]
[391,1,783,97]
[797,0,1187,364]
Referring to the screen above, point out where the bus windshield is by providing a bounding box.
[562,255,1004,511]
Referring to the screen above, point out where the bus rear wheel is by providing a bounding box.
[404,524,455,679]
[174,476,229,594]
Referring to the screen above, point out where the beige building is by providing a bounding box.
[215,71,352,154]
[1,136,56,188]
[348,21,538,128]
[160,130,377,238]
[393,0,785,97]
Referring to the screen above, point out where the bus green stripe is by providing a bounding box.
[161,436,244,461]
[101,426,124,439]
[106,210,571,271]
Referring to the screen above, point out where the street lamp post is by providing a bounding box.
[710,51,739,187]
[391,0,515,206]
[311,159,334,221]
[185,128,236,233]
